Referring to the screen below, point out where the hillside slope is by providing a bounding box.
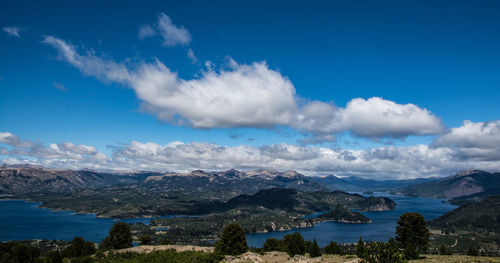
[402,170,500,198]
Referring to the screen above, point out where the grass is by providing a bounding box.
[409,255,500,263]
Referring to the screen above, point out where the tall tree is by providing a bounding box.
[356,237,366,259]
[395,212,430,259]
[100,222,133,250]
[215,223,248,255]
[283,232,306,257]
[308,239,322,257]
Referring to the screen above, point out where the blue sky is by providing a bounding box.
[1,0,499,178]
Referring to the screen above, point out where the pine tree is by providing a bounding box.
[356,237,366,259]
[308,239,322,257]
[395,212,430,259]
[214,223,248,255]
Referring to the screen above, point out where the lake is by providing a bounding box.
[0,200,151,243]
[246,192,457,247]
[0,193,456,246]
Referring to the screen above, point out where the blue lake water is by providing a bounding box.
[0,200,153,242]
[0,193,456,246]
[246,192,457,247]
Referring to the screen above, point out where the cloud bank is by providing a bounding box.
[42,36,445,142]
[2,121,499,178]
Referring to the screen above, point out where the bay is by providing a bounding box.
[246,192,457,247]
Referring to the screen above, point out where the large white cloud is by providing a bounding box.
[42,36,445,141]
[2,131,500,179]
[433,120,500,161]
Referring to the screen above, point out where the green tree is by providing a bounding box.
[0,241,41,263]
[395,212,430,259]
[262,238,282,252]
[324,241,343,255]
[308,239,322,257]
[100,222,133,250]
[356,237,366,259]
[44,251,63,263]
[139,235,152,245]
[214,223,248,255]
[282,232,306,257]
[63,237,96,257]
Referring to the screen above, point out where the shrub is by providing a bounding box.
[364,241,406,263]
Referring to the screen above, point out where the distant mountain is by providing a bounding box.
[312,174,437,192]
[448,188,500,205]
[138,169,327,199]
[0,167,326,198]
[429,194,500,234]
[0,166,152,196]
[401,170,500,198]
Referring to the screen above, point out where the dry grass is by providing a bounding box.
[410,255,500,263]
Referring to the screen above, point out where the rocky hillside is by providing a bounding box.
[221,188,395,213]
[139,169,327,197]
[0,166,152,196]
[317,205,371,223]
[313,174,436,192]
[429,194,500,234]
[0,166,326,198]
[402,170,500,198]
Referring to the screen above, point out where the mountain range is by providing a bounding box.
[401,170,500,199]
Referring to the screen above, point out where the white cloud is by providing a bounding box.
[433,120,500,161]
[333,97,445,138]
[42,36,132,84]
[434,120,500,149]
[2,131,499,179]
[53,81,68,92]
[43,36,445,141]
[3,26,21,37]
[187,48,197,63]
[138,24,156,39]
[156,12,191,47]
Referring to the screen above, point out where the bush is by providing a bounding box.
[438,244,452,255]
[282,232,306,257]
[364,241,406,263]
[214,223,248,255]
[324,241,343,255]
[467,247,479,256]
